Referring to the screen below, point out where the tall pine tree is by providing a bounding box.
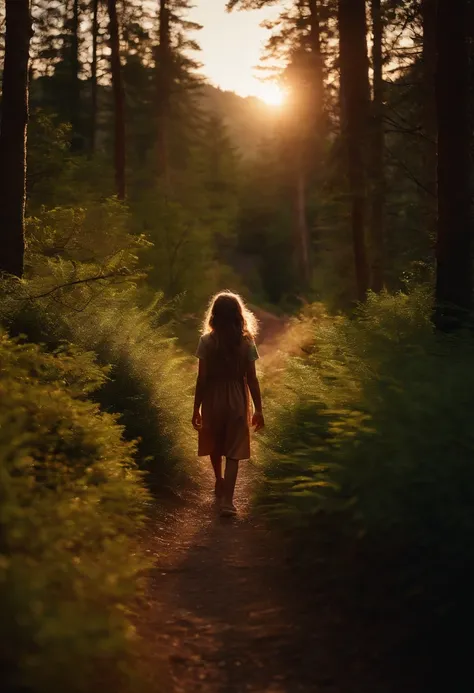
[107,0,126,199]
[0,0,32,277]
[434,0,472,323]
[338,0,370,301]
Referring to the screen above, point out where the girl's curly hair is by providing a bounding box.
[202,291,258,345]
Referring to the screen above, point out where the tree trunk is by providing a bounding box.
[71,0,81,132]
[90,0,99,153]
[338,0,370,302]
[307,0,324,126]
[434,0,471,323]
[420,0,437,233]
[369,0,385,291]
[156,0,171,178]
[107,0,126,200]
[293,164,311,286]
[0,0,31,278]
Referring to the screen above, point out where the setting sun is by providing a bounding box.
[257,83,286,107]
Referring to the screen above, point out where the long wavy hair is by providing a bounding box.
[202,291,258,349]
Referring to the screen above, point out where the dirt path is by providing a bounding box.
[135,312,424,693]
[137,466,339,693]
[136,463,420,693]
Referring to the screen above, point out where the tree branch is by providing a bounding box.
[385,146,436,197]
[9,269,133,301]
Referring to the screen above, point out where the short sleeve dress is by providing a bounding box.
[195,333,259,460]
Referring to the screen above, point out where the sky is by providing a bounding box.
[189,1,283,102]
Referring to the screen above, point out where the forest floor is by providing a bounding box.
[136,467,428,693]
[135,310,427,693]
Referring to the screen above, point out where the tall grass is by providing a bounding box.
[258,289,474,683]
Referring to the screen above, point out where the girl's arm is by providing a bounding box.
[192,359,207,428]
[246,361,265,430]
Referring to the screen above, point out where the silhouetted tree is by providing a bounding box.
[434,0,472,323]
[107,0,126,199]
[228,0,331,287]
[369,0,385,291]
[71,0,81,130]
[421,0,437,227]
[0,0,32,277]
[307,0,325,127]
[156,0,171,178]
[154,0,202,180]
[338,0,370,301]
[90,0,99,153]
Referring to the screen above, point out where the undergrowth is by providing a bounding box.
[0,199,197,691]
[0,331,149,693]
[258,289,474,687]
[1,200,196,489]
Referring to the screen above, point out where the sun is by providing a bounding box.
[257,83,286,107]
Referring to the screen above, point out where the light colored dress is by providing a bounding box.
[196,332,259,460]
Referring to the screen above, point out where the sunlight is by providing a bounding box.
[257,83,286,107]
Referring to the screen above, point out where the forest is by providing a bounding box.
[0,0,473,691]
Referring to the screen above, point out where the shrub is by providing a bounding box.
[0,331,149,693]
[66,293,197,489]
[1,201,196,491]
[259,289,474,630]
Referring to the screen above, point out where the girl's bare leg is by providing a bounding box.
[223,458,239,507]
[210,454,223,497]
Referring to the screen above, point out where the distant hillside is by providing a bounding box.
[30,75,279,158]
[198,84,280,157]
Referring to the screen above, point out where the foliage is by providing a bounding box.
[27,109,72,205]
[0,331,149,693]
[4,0,471,688]
[26,198,145,269]
[67,291,197,488]
[1,199,196,489]
[259,290,474,623]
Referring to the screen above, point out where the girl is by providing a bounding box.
[192,291,265,517]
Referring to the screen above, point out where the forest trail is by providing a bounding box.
[137,466,338,693]
[135,312,424,693]
[136,464,418,693]
[136,311,334,693]
[135,312,414,693]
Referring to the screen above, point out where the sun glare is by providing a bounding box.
[258,83,285,107]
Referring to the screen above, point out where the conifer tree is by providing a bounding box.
[90,0,100,153]
[155,0,202,180]
[106,0,126,199]
[434,0,472,323]
[338,0,370,301]
[227,0,330,286]
[0,0,32,277]
[369,0,385,291]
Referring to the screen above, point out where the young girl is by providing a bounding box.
[192,291,265,517]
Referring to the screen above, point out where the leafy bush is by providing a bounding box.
[259,289,474,626]
[1,201,196,491]
[0,331,149,693]
[67,292,197,489]
[24,199,148,280]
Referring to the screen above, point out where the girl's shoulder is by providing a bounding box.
[200,332,213,346]
[195,332,216,359]
[243,334,259,362]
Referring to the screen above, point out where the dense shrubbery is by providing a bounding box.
[0,331,149,692]
[2,199,196,488]
[259,290,474,644]
[0,198,197,690]
[68,293,196,488]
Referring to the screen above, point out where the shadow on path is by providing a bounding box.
[136,463,427,693]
